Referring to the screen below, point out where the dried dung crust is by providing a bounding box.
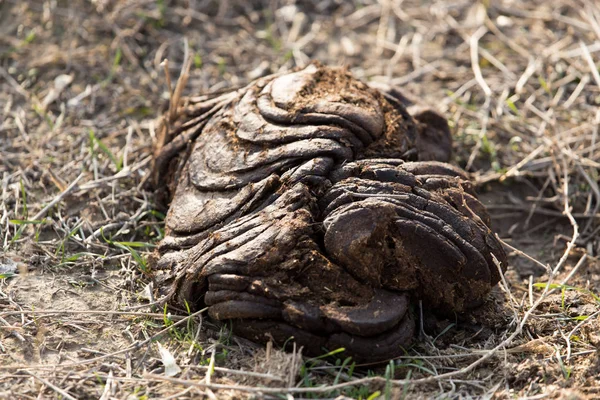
[150,63,507,362]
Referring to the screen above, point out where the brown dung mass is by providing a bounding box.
[150,63,507,362]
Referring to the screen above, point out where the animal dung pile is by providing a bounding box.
[150,63,507,362]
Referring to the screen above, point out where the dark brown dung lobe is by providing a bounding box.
[150,63,507,362]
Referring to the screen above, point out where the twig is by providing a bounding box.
[183,365,285,382]
[31,173,85,221]
[566,309,600,360]
[24,371,77,400]
[470,26,492,97]
[168,38,192,123]
[0,66,30,99]
[580,41,600,88]
[0,316,25,342]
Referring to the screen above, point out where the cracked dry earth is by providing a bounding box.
[150,63,508,362]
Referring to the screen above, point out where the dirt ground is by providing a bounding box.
[2,0,600,398]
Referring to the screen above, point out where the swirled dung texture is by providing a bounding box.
[151,64,507,362]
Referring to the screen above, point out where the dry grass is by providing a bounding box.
[2,0,600,398]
